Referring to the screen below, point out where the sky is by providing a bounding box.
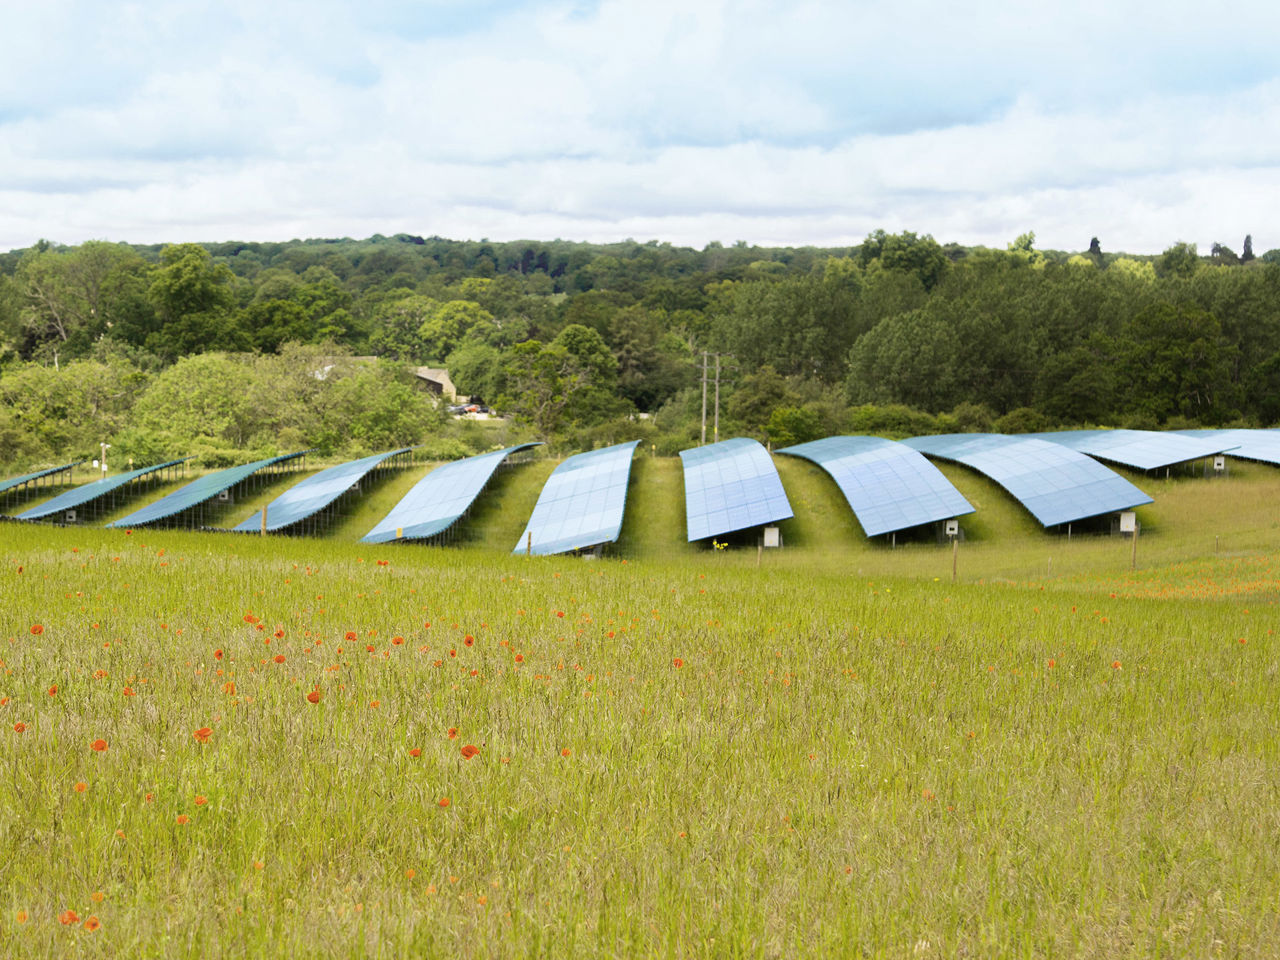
[2,0,1279,255]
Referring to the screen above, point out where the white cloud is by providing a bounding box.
[2,0,1279,253]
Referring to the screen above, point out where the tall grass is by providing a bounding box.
[2,459,1278,956]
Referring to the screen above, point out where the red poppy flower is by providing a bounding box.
[123,686,136,697]
[193,727,212,743]
[84,916,101,932]
[345,631,357,641]
[12,722,26,733]
[75,781,87,793]
[438,797,450,808]
[59,909,79,925]
[194,795,207,806]
[91,738,108,752]
[447,727,458,739]
[464,635,474,646]
[561,748,571,757]
[460,744,479,759]
[409,747,421,758]
[176,814,190,825]
[307,690,321,704]
[30,624,44,635]
[273,654,285,664]
[514,654,524,663]
[672,658,684,668]
[214,649,223,660]
[47,685,57,696]
[392,636,404,646]
[1111,660,1122,670]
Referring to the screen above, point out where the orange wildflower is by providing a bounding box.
[306,689,321,704]
[214,649,223,660]
[514,654,524,663]
[13,722,26,733]
[59,909,79,925]
[1047,659,1056,669]
[176,814,190,825]
[254,861,264,870]
[345,631,357,641]
[16,909,27,923]
[409,747,422,758]
[672,658,684,668]
[194,795,207,806]
[447,727,458,739]
[91,891,104,903]
[75,781,87,793]
[84,916,101,932]
[30,624,44,635]
[438,797,450,807]
[561,748,571,757]
[123,686,136,697]
[193,727,212,743]
[1111,660,1122,670]
[47,685,57,696]
[464,635,474,646]
[222,681,236,695]
[392,636,404,646]
[460,744,479,759]
[91,738,108,752]
[273,654,285,664]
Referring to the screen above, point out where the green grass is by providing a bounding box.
[3,458,1280,956]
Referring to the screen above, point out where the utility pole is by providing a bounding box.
[713,353,721,443]
[700,351,708,445]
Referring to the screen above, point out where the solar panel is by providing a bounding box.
[1023,429,1238,470]
[777,435,974,537]
[679,437,793,542]
[231,449,411,533]
[362,443,542,543]
[902,433,1152,527]
[1175,429,1280,466]
[13,458,192,521]
[0,460,85,495]
[106,451,309,528]
[512,441,641,555]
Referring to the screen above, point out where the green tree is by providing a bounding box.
[147,244,243,357]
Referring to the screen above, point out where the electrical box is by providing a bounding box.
[1118,511,1137,533]
[763,526,781,548]
[217,490,231,502]
[944,519,959,537]
[1213,455,1225,473]
[64,510,76,523]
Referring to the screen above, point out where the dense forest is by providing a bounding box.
[2,230,1279,471]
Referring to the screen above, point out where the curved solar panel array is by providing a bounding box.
[232,448,411,533]
[1024,429,1237,470]
[680,437,793,542]
[107,451,309,528]
[14,458,191,521]
[513,441,641,555]
[363,443,541,544]
[777,436,974,537]
[1176,429,1280,465]
[903,433,1152,527]
[1,459,85,495]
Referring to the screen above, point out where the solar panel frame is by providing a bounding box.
[1023,429,1238,470]
[0,460,86,495]
[512,440,641,555]
[1175,429,1280,465]
[14,457,192,521]
[231,448,412,533]
[105,451,310,528]
[678,437,794,542]
[362,443,542,543]
[777,436,974,537]
[902,433,1152,527]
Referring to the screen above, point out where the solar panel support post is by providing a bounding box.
[700,351,708,445]
[260,506,267,536]
[952,536,958,582]
[526,531,532,556]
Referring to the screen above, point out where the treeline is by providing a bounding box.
[2,230,1279,470]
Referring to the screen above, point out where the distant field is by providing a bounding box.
[2,460,1279,956]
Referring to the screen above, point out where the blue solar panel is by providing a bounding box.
[1024,429,1237,470]
[0,460,85,495]
[679,437,793,541]
[513,441,641,555]
[231,449,411,533]
[902,433,1152,527]
[14,458,192,521]
[777,436,974,537]
[362,443,542,543]
[106,451,309,528]
[1175,429,1280,465]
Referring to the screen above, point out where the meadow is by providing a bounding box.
[1,455,1278,957]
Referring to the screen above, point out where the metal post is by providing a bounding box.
[1131,522,1138,570]
[952,536,958,582]
[526,531,532,556]
[260,506,267,536]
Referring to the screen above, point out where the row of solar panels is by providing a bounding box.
[6,429,1278,551]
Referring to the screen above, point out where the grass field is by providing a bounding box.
[2,455,1279,957]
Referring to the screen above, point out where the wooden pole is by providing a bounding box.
[952,536,958,582]
[260,506,267,536]
[1131,522,1138,570]
[526,531,532,556]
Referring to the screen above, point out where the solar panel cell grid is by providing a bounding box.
[678,438,793,541]
[513,440,641,555]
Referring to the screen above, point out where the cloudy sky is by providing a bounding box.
[2,0,1278,254]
